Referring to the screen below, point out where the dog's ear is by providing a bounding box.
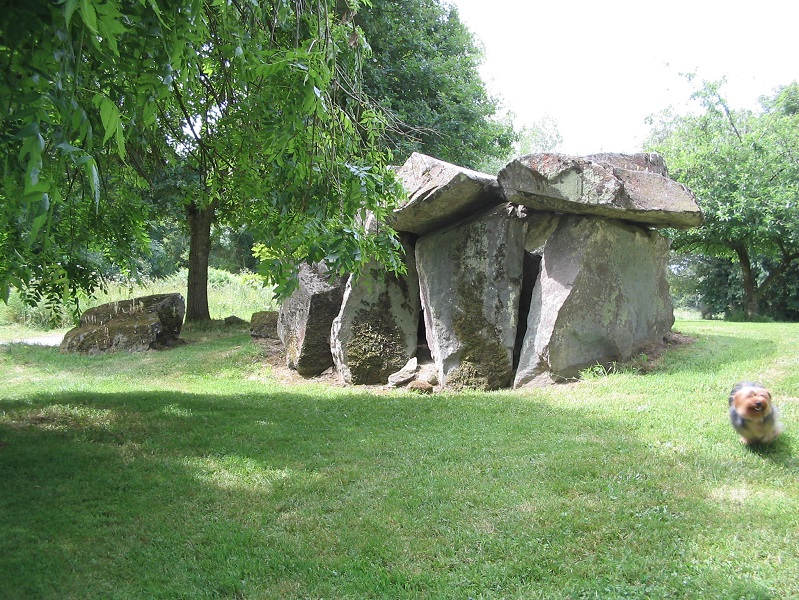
[730,382,745,395]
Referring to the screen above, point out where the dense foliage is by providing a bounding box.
[1,0,186,308]
[357,0,514,170]
[648,79,799,320]
[1,0,406,320]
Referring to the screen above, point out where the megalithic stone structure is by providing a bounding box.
[276,151,703,389]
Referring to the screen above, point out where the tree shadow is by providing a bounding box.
[1,385,794,599]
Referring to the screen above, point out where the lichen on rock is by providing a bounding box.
[344,317,407,385]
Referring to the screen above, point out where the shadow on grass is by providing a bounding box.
[744,434,794,463]
[2,387,796,599]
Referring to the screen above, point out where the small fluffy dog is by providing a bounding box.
[729,382,783,444]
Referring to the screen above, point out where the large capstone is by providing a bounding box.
[499,153,703,229]
[585,152,670,176]
[331,239,421,385]
[514,216,674,387]
[60,293,185,354]
[416,204,527,390]
[391,152,504,235]
[278,263,345,376]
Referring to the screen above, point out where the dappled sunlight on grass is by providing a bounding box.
[2,321,799,598]
[4,403,118,432]
[180,455,308,492]
[707,484,792,509]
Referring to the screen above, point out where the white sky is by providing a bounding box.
[449,0,799,155]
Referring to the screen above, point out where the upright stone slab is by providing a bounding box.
[416,204,527,390]
[499,153,703,229]
[514,216,674,387]
[331,239,421,385]
[391,152,504,235]
[278,263,345,376]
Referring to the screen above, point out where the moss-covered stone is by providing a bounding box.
[250,310,279,338]
[450,271,513,391]
[60,311,162,355]
[445,361,489,391]
[344,293,408,385]
[61,293,185,355]
[416,204,524,391]
[80,293,184,339]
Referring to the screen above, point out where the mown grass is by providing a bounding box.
[1,319,798,599]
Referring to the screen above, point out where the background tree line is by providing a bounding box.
[647,78,799,321]
[3,1,798,324]
[1,0,515,322]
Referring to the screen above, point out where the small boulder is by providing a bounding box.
[386,357,420,387]
[250,310,279,339]
[407,380,434,394]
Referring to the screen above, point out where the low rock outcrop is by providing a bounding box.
[61,293,185,355]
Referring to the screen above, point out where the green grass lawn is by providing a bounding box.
[1,319,798,599]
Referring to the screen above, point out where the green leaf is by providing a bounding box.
[147,0,165,26]
[98,96,121,147]
[63,0,79,28]
[80,0,99,33]
[15,122,40,139]
[85,157,100,207]
[28,209,49,245]
[115,124,125,159]
[56,142,83,155]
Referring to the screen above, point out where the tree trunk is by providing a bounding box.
[735,245,759,320]
[185,198,218,322]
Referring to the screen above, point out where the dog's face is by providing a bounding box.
[730,384,773,421]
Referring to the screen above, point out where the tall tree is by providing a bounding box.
[647,79,799,320]
[356,0,514,170]
[1,0,404,320]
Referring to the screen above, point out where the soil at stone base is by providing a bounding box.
[630,330,696,374]
[253,330,697,390]
[253,337,360,388]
